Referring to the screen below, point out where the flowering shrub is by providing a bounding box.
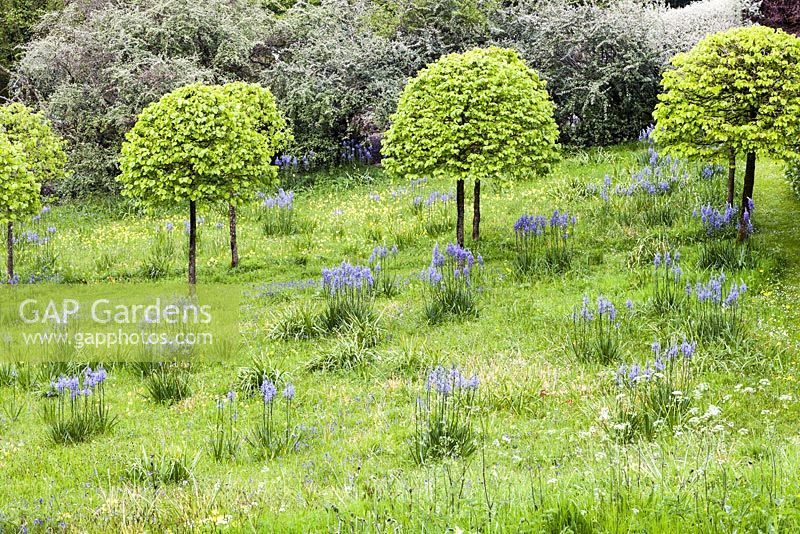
[687,273,747,341]
[258,189,295,236]
[569,296,625,364]
[603,340,697,442]
[422,244,483,323]
[43,367,115,444]
[319,261,375,332]
[513,209,576,274]
[246,378,301,459]
[652,250,686,312]
[368,244,400,297]
[412,366,480,464]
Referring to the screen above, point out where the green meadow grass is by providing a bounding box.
[1,144,799,532]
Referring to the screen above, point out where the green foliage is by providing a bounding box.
[255,0,418,165]
[119,82,289,206]
[653,26,800,161]
[368,0,493,61]
[0,132,33,223]
[0,0,62,94]
[499,0,665,146]
[383,47,560,183]
[144,367,192,405]
[0,102,66,223]
[126,446,198,487]
[14,0,269,195]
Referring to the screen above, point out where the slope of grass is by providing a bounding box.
[0,145,799,532]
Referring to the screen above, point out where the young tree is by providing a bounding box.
[653,26,800,239]
[0,102,66,282]
[383,47,560,245]
[119,83,289,285]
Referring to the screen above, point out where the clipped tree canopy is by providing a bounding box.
[382,46,560,183]
[653,25,800,160]
[118,82,290,206]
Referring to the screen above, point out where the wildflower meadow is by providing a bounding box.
[1,5,800,533]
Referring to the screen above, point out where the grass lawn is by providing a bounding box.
[1,143,799,532]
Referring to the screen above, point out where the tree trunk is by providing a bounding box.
[188,200,197,286]
[6,222,13,282]
[727,150,736,206]
[472,179,481,242]
[456,179,465,247]
[229,203,239,268]
[738,152,756,242]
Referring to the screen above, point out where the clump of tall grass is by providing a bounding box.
[258,189,295,235]
[568,296,626,364]
[513,210,576,274]
[602,339,696,442]
[43,367,115,444]
[318,261,376,332]
[144,365,192,405]
[126,446,198,488]
[422,243,483,323]
[209,391,240,462]
[246,378,302,460]
[142,223,176,279]
[412,366,480,464]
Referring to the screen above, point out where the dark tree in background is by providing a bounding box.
[756,0,800,35]
[0,0,61,97]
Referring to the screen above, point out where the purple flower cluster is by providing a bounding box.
[259,189,294,210]
[14,227,56,246]
[369,245,395,277]
[577,295,618,322]
[260,378,277,404]
[515,209,576,235]
[322,261,374,296]
[423,243,483,287]
[426,366,479,396]
[639,124,655,143]
[341,139,379,165]
[259,378,295,407]
[275,152,314,172]
[514,214,547,235]
[616,340,695,387]
[688,273,746,305]
[694,203,737,235]
[654,250,683,280]
[52,367,107,399]
[701,164,725,180]
[415,191,455,209]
